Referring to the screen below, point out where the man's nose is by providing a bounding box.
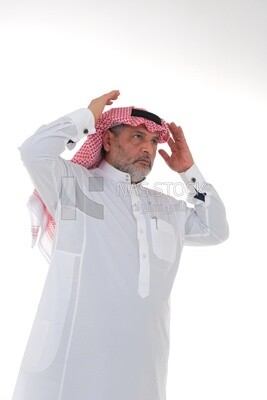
[141,141,154,155]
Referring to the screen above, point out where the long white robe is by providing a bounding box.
[12,108,229,400]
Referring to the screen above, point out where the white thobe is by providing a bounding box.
[12,108,229,400]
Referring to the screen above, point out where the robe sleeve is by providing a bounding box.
[179,164,229,245]
[19,108,95,217]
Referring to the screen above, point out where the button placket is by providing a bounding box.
[131,190,150,298]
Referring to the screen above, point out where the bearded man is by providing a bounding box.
[12,90,229,400]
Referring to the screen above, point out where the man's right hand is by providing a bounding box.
[88,90,120,123]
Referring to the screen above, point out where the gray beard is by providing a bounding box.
[106,141,153,183]
[112,161,149,183]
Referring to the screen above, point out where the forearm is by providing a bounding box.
[19,108,95,163]
[19,108,95,216]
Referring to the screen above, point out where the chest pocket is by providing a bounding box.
[150,217,177,263]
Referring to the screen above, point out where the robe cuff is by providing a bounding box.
[179,164,211,197]
[63,108,96,149]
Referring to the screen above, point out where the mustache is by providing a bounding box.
[134,156,152,167]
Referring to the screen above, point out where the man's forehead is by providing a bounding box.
[126,124,160,136]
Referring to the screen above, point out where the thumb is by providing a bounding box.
[158,149,170,164]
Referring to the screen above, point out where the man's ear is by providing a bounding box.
[102,130,112,152]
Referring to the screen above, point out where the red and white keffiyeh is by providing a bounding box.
[27,106,171,261]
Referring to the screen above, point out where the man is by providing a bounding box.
[12,90,229,400]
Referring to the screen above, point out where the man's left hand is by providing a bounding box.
[158,122,194,173]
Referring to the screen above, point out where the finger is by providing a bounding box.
[105,90,120,101]
[166,137,176,150]
[93,90,118,107]
[168,122,183,132]
[172,130,186,144]
[168,123,185,141]
[95,90,120,105]
[158,149,171,163]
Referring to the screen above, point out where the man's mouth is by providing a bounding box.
[135,158,151,167]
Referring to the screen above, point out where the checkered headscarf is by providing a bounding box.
[71,106,170,168]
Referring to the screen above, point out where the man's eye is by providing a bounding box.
[152,139,159,145]
[133,134,142,139]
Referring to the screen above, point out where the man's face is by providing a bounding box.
[103,124,159,183]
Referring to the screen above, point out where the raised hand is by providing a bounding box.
[158,122,194,173]
[88,90,120,122]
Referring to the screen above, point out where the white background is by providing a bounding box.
[0,0,266,399]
